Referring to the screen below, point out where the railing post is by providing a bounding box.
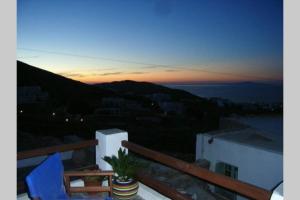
[95,129,128,170]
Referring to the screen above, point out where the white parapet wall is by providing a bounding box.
[96,128,128,170]
[137,182,171,200]
[196,133,283,200]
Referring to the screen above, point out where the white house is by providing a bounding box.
[196,128,283,200]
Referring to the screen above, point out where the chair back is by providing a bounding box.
[26,153,69,200]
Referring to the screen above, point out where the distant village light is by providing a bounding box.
[20,110,23,113]
[80,118,83,122]
[52,112,56,116]
[65,118,69,122]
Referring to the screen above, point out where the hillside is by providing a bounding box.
[17,61,220,154]
[96,80,220,119]
[17,60,114,105]
[95,80,205,101]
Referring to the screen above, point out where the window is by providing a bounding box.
[215,162,238,200]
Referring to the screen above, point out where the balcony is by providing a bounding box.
[17,129,283,200]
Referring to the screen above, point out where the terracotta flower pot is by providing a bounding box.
[112,179,139,199]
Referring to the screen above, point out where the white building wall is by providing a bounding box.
[96,128,128,170]
[196,134,283,200]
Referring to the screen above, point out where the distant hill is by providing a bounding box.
[95,80,206,101]
[17,61,207,104]
[17,61,114,105]
[95,80,220,121]
[17,61,219,117]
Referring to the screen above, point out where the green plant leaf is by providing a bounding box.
[102,147,142,181]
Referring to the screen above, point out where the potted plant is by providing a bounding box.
[103,148,139,200]
[82,169,104,195]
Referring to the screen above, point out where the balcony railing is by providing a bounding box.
[17,129,280,200]
[122,140,272,200]
[17,139,98,160]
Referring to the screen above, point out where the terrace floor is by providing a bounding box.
[135,157,229,200]
[70,193,144,200]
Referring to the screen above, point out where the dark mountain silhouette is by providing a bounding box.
[95,80,206,101]
[18,60,211,105]
[96,80,220,123]
[17,60,114,105]
[17,61,219,117]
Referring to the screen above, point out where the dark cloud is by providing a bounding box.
[142,65,163,69]
[17,56,40,59]
[93,67,116,71]
[97,71,148,76]
[129,71,148,75]
[165,69,180,72]
[60,71,148,77]
[100,72,123,76]
[58,72,86,78]
[142,65,178,70]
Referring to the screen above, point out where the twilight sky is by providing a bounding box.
[17,0,283,84]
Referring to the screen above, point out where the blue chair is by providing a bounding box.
[25,153,114,200]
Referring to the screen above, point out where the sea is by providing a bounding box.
[165,82,283,141]
[165,82,283,104]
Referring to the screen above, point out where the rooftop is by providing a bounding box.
[96,128,126,135]
[202,127,283,154]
